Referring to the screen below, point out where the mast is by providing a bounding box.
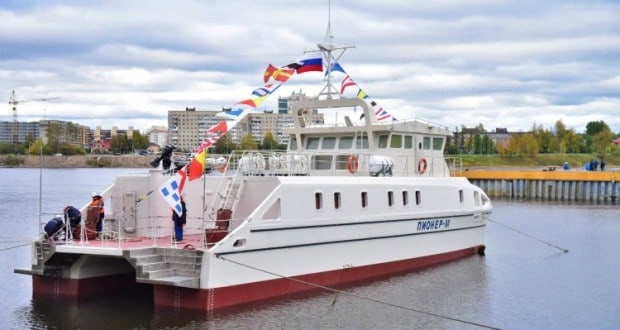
[315,0,354,100]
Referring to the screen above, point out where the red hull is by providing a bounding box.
[154,245,485,311]
[30,246,484,310]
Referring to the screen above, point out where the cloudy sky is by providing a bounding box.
[1,0,619,134]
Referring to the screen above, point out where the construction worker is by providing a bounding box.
[90,192,105,238]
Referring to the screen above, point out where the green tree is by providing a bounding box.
[213,134,236,154]
[45,121,63,154]
[111,134,129,154]
[130,131,149,151]
[261,130,278,150]
[238,133,258,150]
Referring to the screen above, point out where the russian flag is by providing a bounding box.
[296,51,323,74]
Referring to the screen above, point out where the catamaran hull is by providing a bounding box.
[153,245,484,311]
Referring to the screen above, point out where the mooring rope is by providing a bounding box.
[217,255,501,329]
[0,242,31,252]
[487,217,569,253]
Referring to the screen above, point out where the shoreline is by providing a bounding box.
[0,155,152,168]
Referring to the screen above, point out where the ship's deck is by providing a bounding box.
[49,233,208,255]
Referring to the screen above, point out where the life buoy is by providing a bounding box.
[417,158,427,174]
[347,154,359,174]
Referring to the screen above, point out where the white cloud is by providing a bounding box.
[0,0,619,134]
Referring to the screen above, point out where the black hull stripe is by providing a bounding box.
[250,213,475,233]
[216,224,486,256]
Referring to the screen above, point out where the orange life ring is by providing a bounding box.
[347,154,359,174]
[417,158,427,174]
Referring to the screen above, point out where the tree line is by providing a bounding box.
[448,120,619,159]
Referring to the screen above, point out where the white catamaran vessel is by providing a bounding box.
[16,36,492,312]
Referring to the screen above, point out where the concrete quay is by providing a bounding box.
[459,167,619,201]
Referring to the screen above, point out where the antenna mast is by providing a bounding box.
[316,0,354,100]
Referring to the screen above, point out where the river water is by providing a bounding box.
[1,168,619,329]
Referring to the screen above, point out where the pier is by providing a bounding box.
[460,169,618,201]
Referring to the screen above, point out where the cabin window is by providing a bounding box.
[312,155,332,170]
[459,189,464,203]
[307,137,320,150]
[423,137,431,150]
[378,135,389,149]
[402,190,409,206]
[334,192,341,209]
[361,191,368,208]
[356,135,369,149]
[404,136,413,149]
[433,137,444,150]
[339,136,354,149]
[322,136,336,149]
[335,155,349,170]
[315,192,323,210]
[415,190,421,205]
[387,191,394,207]
[289,137,298,151]
[474,191,480,206]
[390,134,402,148]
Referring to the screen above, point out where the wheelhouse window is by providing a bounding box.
[356,135,369,149]
[402,190,409,206]
[423,137,431,150]
[459,189,464,203]
[433,137,444,150]
[387,191,394,207]
[378,135,389,149]
[307,137,320,150]
[338,136,354,149]
[404,135,413,149]
[415,190,421,205]
[322,136,336,149]
[390,134,402,148]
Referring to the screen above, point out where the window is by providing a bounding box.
[335,155,349,170]
[474,191,480,206]
[289,137,297,151]
[307,137,320,150]
[356,135,369,149]
[423,137,431,150]
[402,190,409,206]
[334,192,341,209]
[322,136,336,149]
[433,137,444,150]
[311,155,332,170]
[338,136,353,149]
[459,189,464,203]
[415,190,421,205]
[387,191,394,207]
[361,191,368,208]
[390,134,402,148]
[378,135,389,148]
[404,136,413,149]
[315,192,323,210]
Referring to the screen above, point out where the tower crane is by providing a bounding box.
[8,90,59,144]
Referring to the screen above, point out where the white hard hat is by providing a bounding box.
[91,192,100,197]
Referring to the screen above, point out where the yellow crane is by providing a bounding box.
[8,90,59,144]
